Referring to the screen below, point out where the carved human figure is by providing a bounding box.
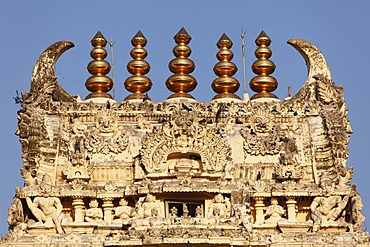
[7,197,24,231]
[208,194,227,218]
[264,198,286,224]
[85,199,104,223]
[234,204,252,231]
[350,193,365,232]
[183,204,189,217]
[338,167,353,187]
[136,194,161,218]
[170,207,178,218]
[195,206,202,217]
[26,193,63,233]
[113,198,134,224]
[310,195,349,232]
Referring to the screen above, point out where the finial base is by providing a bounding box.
[124,93,151,101]
[85,92,113,100]
[212,93,241,100]
[250,92,278,100]
[167,92,195,99]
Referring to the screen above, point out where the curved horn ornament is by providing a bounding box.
[287,38,338,102]
[24,41,76,105]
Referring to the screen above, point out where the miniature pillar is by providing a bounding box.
[72,198,84,223]
[102,198,114,224]
[254,197,265,224]
[286,197,297,222]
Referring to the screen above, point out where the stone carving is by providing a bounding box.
[22,41,76,106]
[338,166,353,187]
[350,193,365,232]
[136,194,162,218]
[310,195,349,232]
[113,198,135,224]
[240,107,282,156]
[3,36,369,246]
[264,198,287,224]
[140,110,231,175]
[208,194,230,218]
[170,207,178,218]
[85,110,128,155]
[26,193,63,233]
[85,199,104,223]
[7,197,25,231]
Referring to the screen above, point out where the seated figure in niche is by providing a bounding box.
[208,194,228,218]
[170,207,178,218]
[113,198,135,224]
[136,194,161,218]
[85,199,104,223]
[264,197,286,224]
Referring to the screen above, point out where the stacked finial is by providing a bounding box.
[124,31,152,101]
[249,31,278,99]
[85,31,113,100]
[166,27,197,99]
[85,31,113,99]
[211,33,240,100]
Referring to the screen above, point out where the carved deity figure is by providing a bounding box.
[195,206,202,217]
[26,193,63,233]
[350,193,365,232]
[310,195,349,232]
[7,197,24,231]
[170,207,178,218]
[208,194,228,218]
[85,199,104,223]
[337,167,353,187]
[136,194,161,218]
[264,198,286,224]
[113,198,134,224]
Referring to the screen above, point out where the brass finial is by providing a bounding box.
[211,33,240,100]
[124,31,152,101]
[166,27,197,99]
[249,31,278,100]
[85,31,113,100]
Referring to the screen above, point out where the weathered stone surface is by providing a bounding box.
[1,38,369,246]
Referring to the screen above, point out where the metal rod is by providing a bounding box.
[241,28,247,94]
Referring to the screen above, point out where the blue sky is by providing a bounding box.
[1,0,370,236]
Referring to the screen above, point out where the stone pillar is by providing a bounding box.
[254,197,265,224]
[72,198,84,223]
[102,198,114,224]
[286,196,297,222]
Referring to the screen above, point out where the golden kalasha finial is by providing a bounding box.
[124,31,152,101]
[249,31,278,100]
[211,33,240,100]
[85,31,113,100]
[166,27,197,99]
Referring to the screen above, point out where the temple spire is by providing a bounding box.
[124,31,152,101]
[211,33,240,100]
[166,27,197,99]
[249,31,278,100]
[85,31,113,100]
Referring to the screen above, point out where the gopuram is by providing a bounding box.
[2,28,369,246]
